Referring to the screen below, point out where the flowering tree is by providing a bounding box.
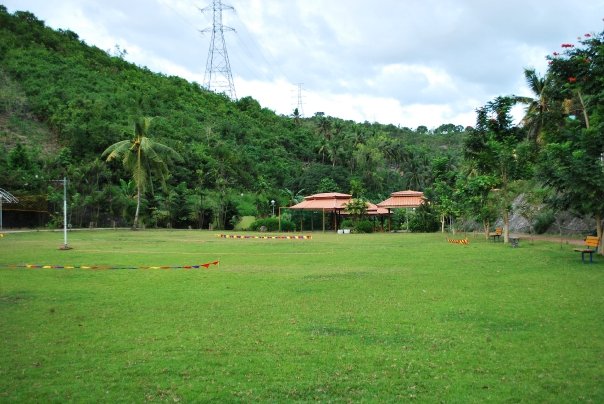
[539,30,604,253]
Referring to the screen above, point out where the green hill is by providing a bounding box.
[0,6,465,229]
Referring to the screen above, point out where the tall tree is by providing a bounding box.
[464,97,531,241]
[541,29,604,254]
[516,68,549,144]
[102,117,182,229]
[427,155,460,233]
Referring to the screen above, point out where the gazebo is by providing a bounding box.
[377,190,425,231]
[288,193,388,231]
[288,193,352,231]
[377,190,425,209]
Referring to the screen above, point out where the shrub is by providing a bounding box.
[408,204,439,233]
[391,209,408,231]
[353,219,374,233]
[533,210,555,234]
[339,219,354,229]
[250,217,296,232]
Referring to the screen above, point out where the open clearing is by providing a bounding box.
[1,230,602,402]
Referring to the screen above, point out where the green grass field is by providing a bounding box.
[1,230,602,402]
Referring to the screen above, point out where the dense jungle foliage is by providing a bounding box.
[1,6,603,245]
[0,7,465,229]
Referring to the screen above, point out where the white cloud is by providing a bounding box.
[3,0,603,129]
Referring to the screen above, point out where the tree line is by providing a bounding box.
[1,6,602,254]
[0,7,465,230]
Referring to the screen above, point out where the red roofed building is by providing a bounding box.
[289,192,352,211]
[377,190,425,209]
[288,193,388,231]
[377,190,426,231]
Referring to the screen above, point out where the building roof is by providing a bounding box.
[289,193,388,215]
[364,201,390,216]
[377,190,425,209]
[289,193,352,210]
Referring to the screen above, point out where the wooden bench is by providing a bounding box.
[574,236,600,264]
[489,227,502,242]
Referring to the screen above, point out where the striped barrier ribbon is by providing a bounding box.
[2,261,220,270]
[217,234,311,240]
[447,238,469,245]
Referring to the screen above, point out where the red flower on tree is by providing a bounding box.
[568,77,577,83]
[561,43,575,48]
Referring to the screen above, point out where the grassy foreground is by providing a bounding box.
[1,230,602,402]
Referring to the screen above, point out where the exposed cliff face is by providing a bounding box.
[504,195,596,235]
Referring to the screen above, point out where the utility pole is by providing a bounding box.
[52,178,72,250]
[201,0,237,100]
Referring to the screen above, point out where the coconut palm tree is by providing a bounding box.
[102,117,182,229]
[516,68,549,144]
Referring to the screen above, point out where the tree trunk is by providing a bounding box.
[133,186,141,230]
[596,213,603,256]
[503,209,509,243]
[440,214,445,233]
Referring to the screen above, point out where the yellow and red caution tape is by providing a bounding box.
[447,238,469,245]
[218,234,311,240]
[2,261,220,270]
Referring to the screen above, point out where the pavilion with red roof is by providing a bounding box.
[288,192,388,231]
[377,190,426,231]
[377,190,425,209]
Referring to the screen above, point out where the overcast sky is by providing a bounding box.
[4,0,604,128]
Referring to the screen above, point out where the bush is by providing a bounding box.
[280,218,296,232]
[353,219,374,233]
[339,219,354,229]
[533,210,555,234]
[408,204,439,233]
[391,209,407,230]
[249,217,296,232]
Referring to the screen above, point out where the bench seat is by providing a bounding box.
[574,236,600,264]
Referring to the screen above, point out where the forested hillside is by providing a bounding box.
[2,7,602,243]
[0,6,466,229]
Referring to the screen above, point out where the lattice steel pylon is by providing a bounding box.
[201,0,237,100]
[296,83,305,117]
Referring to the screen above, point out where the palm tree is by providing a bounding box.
[282,188,305,206]
[516,68,549,144]
[102,117,182,229]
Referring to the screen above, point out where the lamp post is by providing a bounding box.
[52,177,71,250]
[270,200,276,216]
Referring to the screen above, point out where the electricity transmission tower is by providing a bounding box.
[201,0,237,100]
[295,83,305,117]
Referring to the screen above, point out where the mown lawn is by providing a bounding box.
[1,230,602,402]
